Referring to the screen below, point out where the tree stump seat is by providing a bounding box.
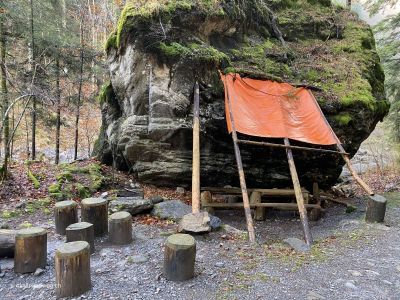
[81,198,108,237]
[54,200,78,235]
[109,211,132,245]
[14,227,47,273]
[66,222,95,254]
[164,233,196,281]
[55,241,91,298]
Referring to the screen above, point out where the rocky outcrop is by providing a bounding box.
[96,0,389,189]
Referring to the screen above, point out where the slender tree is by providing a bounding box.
[74,15,84,160]
[55,54,61,164]
[29,0,36,160]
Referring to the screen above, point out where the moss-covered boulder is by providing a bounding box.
[97,0,389,189]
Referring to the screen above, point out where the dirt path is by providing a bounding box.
[1,194,399,300]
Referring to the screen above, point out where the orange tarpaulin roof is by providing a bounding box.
[221,74,339,146]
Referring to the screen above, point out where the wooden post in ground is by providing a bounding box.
[164,234,196,281]
[192,81,201,214]
[250,191,265,221]
[66,222,95,254]
[366,195,387,223]
[0,229,15,258]
[284,138,313,246]
[54,200,78,235]
[109,212,132,245]
[224,81,256,244]
[81,198,108,237]
[55,241,91,298]
[14,227,47,273]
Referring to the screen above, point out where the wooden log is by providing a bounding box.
[284,138,313,246]
[202,202,321,209]
[0,229,16,258]
[201,191,214,214]
[164,234,196,281]
[109,211,132,245]
[250,191,265,221]
[54,200,78,235]
[14,227,47,273]
[366,195,387,223]
[192,81,201,214]
[55,241,91,298]
[66,222,95,254]
[81,198,108,237]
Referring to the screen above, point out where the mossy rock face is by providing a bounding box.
[98,0,388,189]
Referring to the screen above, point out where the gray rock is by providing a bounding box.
[149,195,164,205]
[283,237,310,253]
[178,212,211,233]
[109,197,153,215]
[215,262,225,268]
[344,281,357,290]
[117,188,144,198]
[222,224,246,235]
[176,187,185,194]
[209,215,222,230]
[33,268,44,276]
[151,200,191,221]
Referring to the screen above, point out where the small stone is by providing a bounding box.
[210,215,222,230]
[349,270,362,277]
[129,255,148,263]
[16,202,26,209]
[307,291,326,300]
[149,195,164,205]
[382,280,393,285]
[222,224,245,235]
[283,238,310,253]
[0,272,5,278]
[178,212,211,233]
[215,262,225,268]
[344,281,357,290]
[176,187,185,194]
[33,268,44,276]
[100,192,108,198]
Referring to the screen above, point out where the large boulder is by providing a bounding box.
[95,0,389,189]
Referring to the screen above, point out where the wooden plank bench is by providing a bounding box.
[201,187,320,221]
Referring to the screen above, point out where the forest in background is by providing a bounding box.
[0,0,398,181]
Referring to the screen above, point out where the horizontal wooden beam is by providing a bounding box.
[237,139,348,155]
[202,202,320,210]
[201,187,308,196]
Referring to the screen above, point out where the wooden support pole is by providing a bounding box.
[284,138,313,246]
[55,241,91,298]
[164,234,196,281]
[54,200,78,235]
[109,211,133,245]
[14,227,47,273]
[66,222,95,254]
[0,229,16,258]
[81,198,108,237]
[192,81,201,214]
[225,82,256,244]
[336,144,374,195]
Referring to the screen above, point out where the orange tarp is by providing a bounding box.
[221,74,339,146]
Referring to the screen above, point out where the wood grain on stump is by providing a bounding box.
[66,222,95,254]
[14,227,47,273]
[0,229,16,258]
[54,200,78,235]
[55,241,91,298]
[81,198,108,236]
[109,211,132,245]
[164,233,196,281]
[366,195,387,223]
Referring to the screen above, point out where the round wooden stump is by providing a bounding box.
[14,227,47,273]
[109,211,132,245]
[55,241,91,298]
[66,222,95,254]
[81,198,108,237]
[366,195,387,223]
[54,200,78,235]
[164,233,196,281]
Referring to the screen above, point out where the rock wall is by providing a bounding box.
[95,0,389,189]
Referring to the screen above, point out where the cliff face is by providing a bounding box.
[96,0,389,189]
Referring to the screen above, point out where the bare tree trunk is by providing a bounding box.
[347,0,351,8]
[0,13,9,178]
[29,0,36,160]
[74,18,84,160]
[55,56,61,164]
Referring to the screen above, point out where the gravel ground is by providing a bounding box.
[1,193,400,300]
